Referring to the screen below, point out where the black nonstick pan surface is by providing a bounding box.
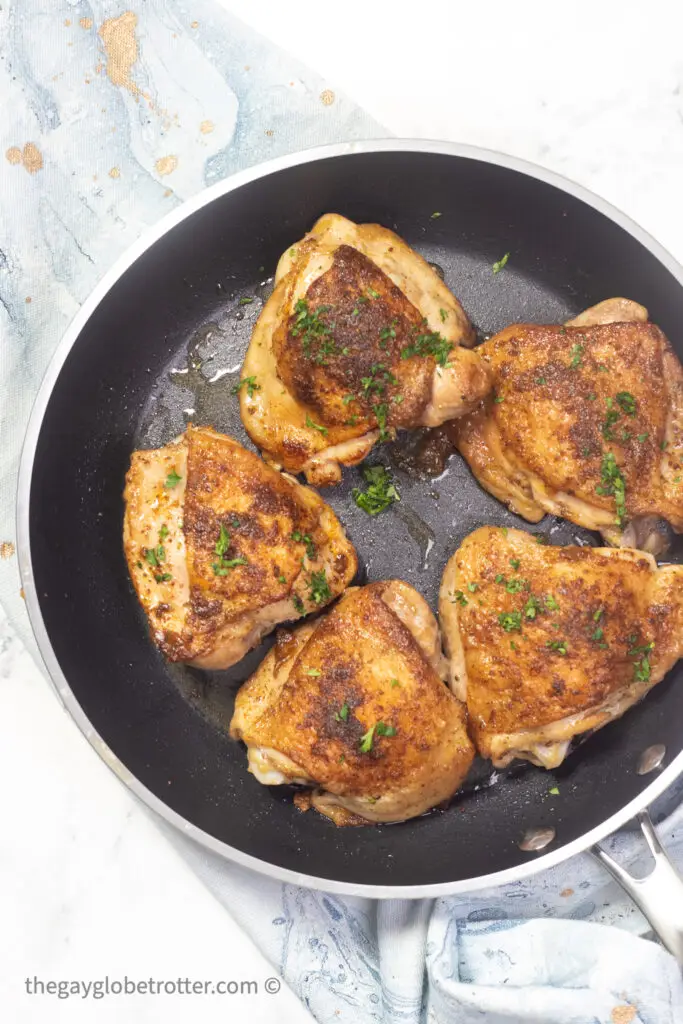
[17,141,683,895]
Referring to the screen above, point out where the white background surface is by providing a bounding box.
[3,1,683,1020]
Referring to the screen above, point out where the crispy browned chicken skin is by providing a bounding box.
[439,526,683,769]
[123,426,357,669]
[240,214,491,485]
[450,299,683,548]
[230,581,474,824]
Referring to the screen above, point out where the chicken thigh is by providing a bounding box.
[123,425,357,669]
[230,581,474,824]
[240,214,491,485]
[439,526,683,769]
[450,299,683,548]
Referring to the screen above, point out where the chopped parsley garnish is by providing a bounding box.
[439,308,448,322]
[278,575,287,584]
[238,296,255,305]
[154,572,172,583]
[628,637,654,681]
[306,668,322,677]
[308,570,331,604]
[159,524,169,542]
[546,640,567,655]
[596,451,627,526]
[401,329,452,367]
[291,531,316,560]
[366,287,380,299]
[359,721,397,753]
[569,343,584,369]
[495,574,506,584]
[305,414,328,435]
[144,545,165,567]
[467,582,479,593]
[661,440,669,451]
[616,391,637,416]
[212,523,248,576]
[493,395,505,404]
[498,611,522,632]
[352,465,400,516]
[390,678,401,687]
[637,433,649,442]
[164,469,182,489]
[335,703,350,722]
[524,595,544,619]
[536,376,547,385]
[374,402,390,441]
[492,252,510,274]
[591,626,605,642]
[510,558,520,570]
[548,786,560,796]
[291,299,336,364]
[430,211,442,219]
[587,393,597,401]
[379,321,397,342]
[510,641,518,651]
[545,595,559,611]
[232,375,260,398]
[505,578,528,594]
[451,590,468,606]
[292,595,305,615]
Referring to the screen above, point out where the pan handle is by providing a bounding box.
[591,810,683,963]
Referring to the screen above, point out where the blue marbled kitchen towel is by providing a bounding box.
[2,4,683,1024]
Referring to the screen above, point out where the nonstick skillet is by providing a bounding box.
[16,141,683,925]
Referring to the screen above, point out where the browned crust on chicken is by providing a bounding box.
[123,426,357,668]
[452,317,683,541]
[439,526,683,765]
[231,582,474,824]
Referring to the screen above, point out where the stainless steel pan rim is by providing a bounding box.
[16,137,683,898]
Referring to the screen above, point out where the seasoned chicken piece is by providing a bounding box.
[230,581,474,824]
[450,299,683,548]
[439,526,683,769]
[240,213,491,485]
[123,425,357,669]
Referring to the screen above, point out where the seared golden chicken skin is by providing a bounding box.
[450,299,683,548]
[240,214,491,485]
[230,581,474,824]
[439,526,683,769]
[123,425,357,669]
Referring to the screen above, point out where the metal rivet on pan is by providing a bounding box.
[518,827,556,852]
[637,744,666,776]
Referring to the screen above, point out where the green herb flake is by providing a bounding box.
[546,639,568,655]
[536,376,547,385]
[306,668,322,677]
[498,611,522,633]
[467,582,479,593]
[430,211,442,219]
[595,451,627,526]
[308,569,331,605]
[439,308,448,322]
[510,558,520,570]
[144,547,159,568]
[494,573,506,584]
[505,578,528,594]
[335,702,350,723]
[451,590,468,607]
[492,252,510,274]
[239,296,255,306]
[569,343,584,369]
[510,641,518,651]
[390,678,401,688]
[159,524,169,542]
[154,572,172,583]
[366,287,380,299]
[548,786,560,796]
[524,595,544,619]
[164,469,182,489]
[291,299,337,364]
[352,465,400,516]
[232,375,260,398]
[401,328,453,368]
[292,595,305,615]
[376,721,397,737]
[637,433,649,442]
[278,575,287,584]
[616,391,637,417]
[545,595,560,611]
[305,414,328,436]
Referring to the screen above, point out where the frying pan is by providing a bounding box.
[16,141,683,945]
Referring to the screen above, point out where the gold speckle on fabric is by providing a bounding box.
[80,17,93,29]
[98,11,140,97]
[22,143,43,174]
[5,147,21,165]
[109,166,121,178]
[320,89,335,106]
[611,1007,637,1024]
[0,541,16,560]
[200,119,214,134]
[155,155,178,176]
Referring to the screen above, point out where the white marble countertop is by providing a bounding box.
[3,1,683,1020]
